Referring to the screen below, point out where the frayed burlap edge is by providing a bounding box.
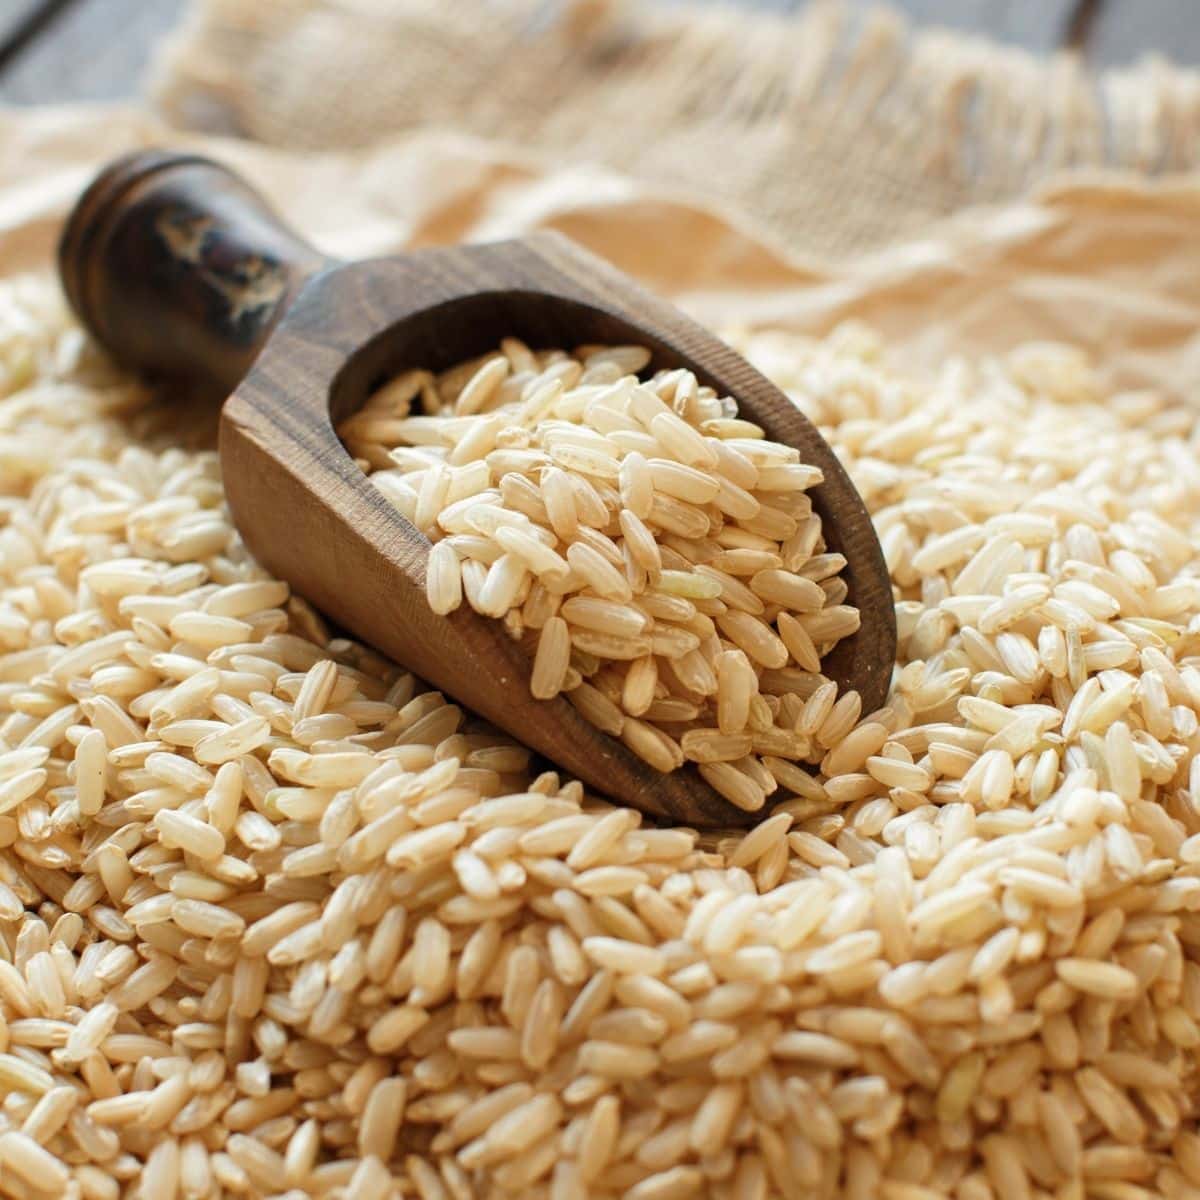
[148,0,1200,259]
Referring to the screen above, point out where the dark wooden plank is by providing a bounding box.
[844,0,1078,53]
[0,0,51,39]
[683,0,1079,53]
[3,0,1190,111]
[0,0,187,103]
[1081,0,1200,66]
[0,1,72,71]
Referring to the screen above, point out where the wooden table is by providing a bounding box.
[0,0,1194,105]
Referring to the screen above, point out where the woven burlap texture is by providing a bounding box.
[151,0,1200,261]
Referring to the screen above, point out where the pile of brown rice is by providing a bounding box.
[339,344,862,814]
[0,277,1196,1200]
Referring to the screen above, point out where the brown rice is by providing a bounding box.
[0,283,1191,1197]
[343,341,864,807]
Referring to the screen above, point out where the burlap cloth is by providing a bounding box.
[150,0,1200,260]
[5,0,1200,394]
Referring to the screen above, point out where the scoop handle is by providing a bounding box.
[58,150,333,396]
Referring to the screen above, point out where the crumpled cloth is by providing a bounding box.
[6,106,1199,403]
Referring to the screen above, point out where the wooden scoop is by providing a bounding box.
[58,150,895,827]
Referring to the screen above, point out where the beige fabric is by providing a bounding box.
[151,0,1200,260]
[9,107,1200,403]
